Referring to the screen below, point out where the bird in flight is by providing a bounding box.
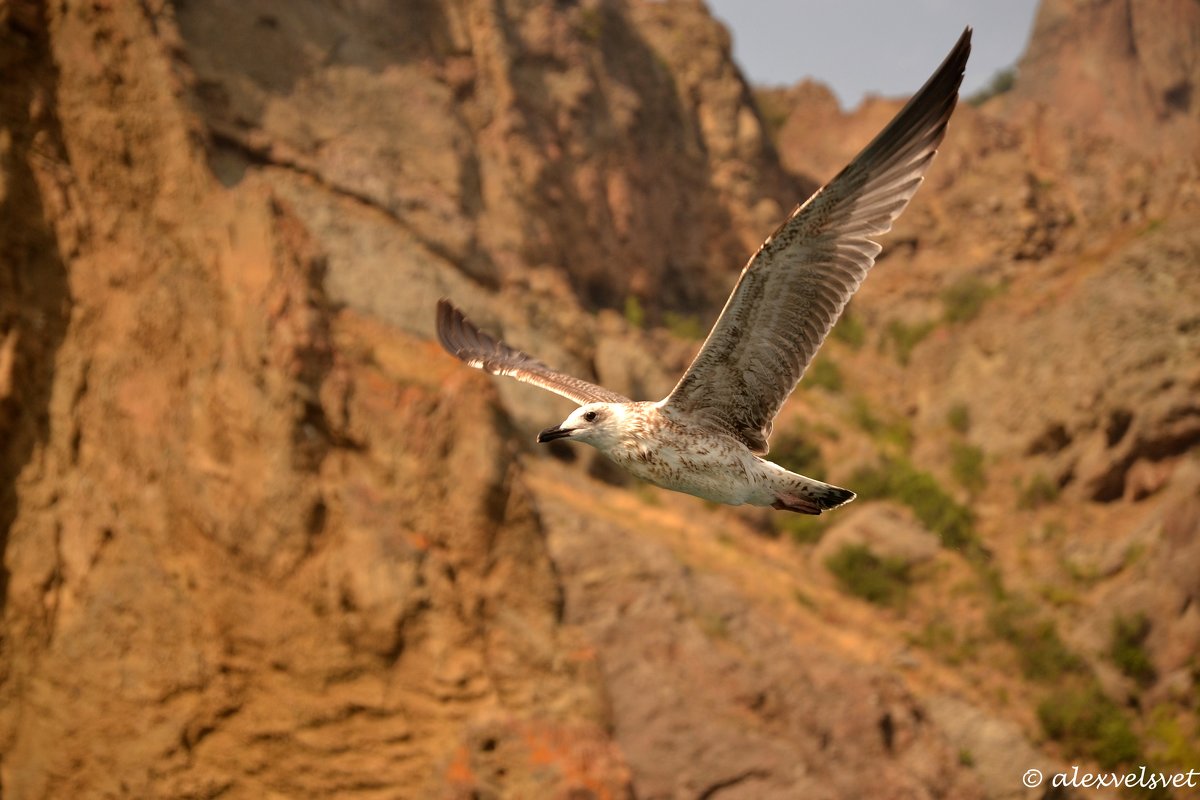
[437,29,971,514]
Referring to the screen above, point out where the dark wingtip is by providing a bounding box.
[436,297,485,362]
[850,24,973,174]
[944,26,973,95]
[820,485,857,511]
[435,297,459,356]
[435,297,514,370]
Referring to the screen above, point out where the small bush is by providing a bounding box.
[946,403,971,434]
[850,456,979,553]
[851,397,913,452]
[832,305,867,349]
[1018,473,1060,509]
[696,610,731,640]
[769,429,825,480]
[663,311,705,341]
[1039,582,1080,608]
[851,396,881,434]
[792,588,817,609]
[810,421,842,442]
[884,319,937,365]
[623,295,645,329]
[967,67,1016,106]
[1110,613,1157,687]
[633,483,661,506]
[909,620,976,664]
[776,514,828,545]
[911,619,957,651]
[941,275,998,324]
[950,441,986,493]
[989,597,1084,682]
[1148,703,1200,770]
[752,88,791,140]
[826,544,911,606]
[577,6,606,42]
[1037,684,1141,768]
[804,358,843,392]
[1141,218,1165,237]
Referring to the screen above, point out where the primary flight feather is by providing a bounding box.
[437,28,971,514]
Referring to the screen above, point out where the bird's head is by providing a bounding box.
[537,403,625,449]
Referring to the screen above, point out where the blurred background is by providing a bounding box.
[0,0,1197,798]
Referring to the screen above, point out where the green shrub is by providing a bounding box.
[967,67,1016,106]
[832,305,867,349]
[851,396,881,434]
[1037,684,1141,768]
[699,612,730,639]
[1148,703,1200,771]
[663,311,705,340]
[577,6,606,41]
[1039,582,1080,608]
[623,295,645,329]
[1141,218,1165,236]
[752,89,791,140]
[804,358,843,392]
[1110,613,1157,687]
[769,429,825,480]
[911,619,957,651]
[792,587,817,609]
[851,397,912,452]
[941,275,998,324]
[776,514,828,545]
[1018,473,1060,509]
[946,403,971,434]
[950,441,986,493]
[850,456,978,553]
[884,319,937,365]
[826,544,911,606]
[989,597,1083,682]
[909,619,976,664]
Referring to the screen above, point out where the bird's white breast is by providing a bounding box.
[599,407,772,505]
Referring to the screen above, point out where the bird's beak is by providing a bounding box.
[537,425,574,443]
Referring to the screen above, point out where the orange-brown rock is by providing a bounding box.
[2,0,1199,798]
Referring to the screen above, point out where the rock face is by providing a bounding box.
[1,0,1198,799]
[176,0,794,330]
[814,503,941,568]
[0,2,624,796]
[1004,0,1200,150]
[536,485,984,800]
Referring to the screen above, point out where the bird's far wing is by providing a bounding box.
[436,299,632,405]
[661,28,971,455]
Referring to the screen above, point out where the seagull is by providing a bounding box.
[437,29,971,514]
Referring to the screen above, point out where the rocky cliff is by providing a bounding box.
[1,0,1197,798]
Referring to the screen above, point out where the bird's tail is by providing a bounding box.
[771,474,857,515]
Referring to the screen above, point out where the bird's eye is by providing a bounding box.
[583,410,598,422]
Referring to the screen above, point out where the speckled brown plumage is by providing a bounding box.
[663,27,972,455]
[435,29,972,514]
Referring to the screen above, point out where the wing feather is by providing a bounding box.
[661,28,971,455]
[436,299,631,405]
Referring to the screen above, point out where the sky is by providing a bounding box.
[706,0,1041,109]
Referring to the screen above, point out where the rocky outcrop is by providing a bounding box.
[1004,0,1200,150]
[0,2,625,796]
[532,465,986,800]
[813,503,941,568]
[177,0,793,330]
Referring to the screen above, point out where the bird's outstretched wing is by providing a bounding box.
[436,299,632,405]
[661,28,971,455]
